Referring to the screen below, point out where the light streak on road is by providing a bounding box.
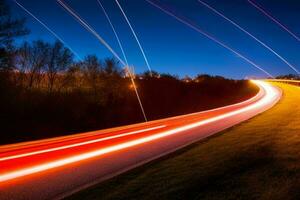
[115,0,153,76]
[248,0,300,42]
[96,0,129,66]
[270,79,300,83]
[0,125,165,162]
[14,0,82,61]
[145,0,274,78]
[198,0,300,75]
[0,80,281,183]
[57,0,148,122]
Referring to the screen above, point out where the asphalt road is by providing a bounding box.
[0,80,281,200]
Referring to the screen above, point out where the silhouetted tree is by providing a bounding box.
[46,41,73,93]
[194,74,212,82]
[0,0,28,70]
[141,70,160,79]
[182,75,192,83]
[14,41,30,87]
[62,63,84,90]
[17,40,50,90]
[82,55,102,99]
[102,58,122,77]
[276,74,299,80]
[160,73,178,81]
[101,58,125,103]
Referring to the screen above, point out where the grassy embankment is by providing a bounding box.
[69,82,300,200]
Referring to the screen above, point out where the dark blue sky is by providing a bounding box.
[9,0,300,78]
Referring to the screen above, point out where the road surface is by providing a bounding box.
[0,80,281,200]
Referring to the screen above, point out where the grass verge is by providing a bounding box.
[68,82,300,200]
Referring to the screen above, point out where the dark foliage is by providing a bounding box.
[0,0,258,144]
[0,67,257,144]
[276,74,300,80]
[0,0,29,70]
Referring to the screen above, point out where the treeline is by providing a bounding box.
[1,66,258,144]
[11,39,125,94]
[0,0,258,144]
[276,74,300,80]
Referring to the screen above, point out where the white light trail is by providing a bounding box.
[198,0,300,75]
[57,0,126,66]
[248,0,300,42]
[95,1,148,120]
[115,0,153,76]
[127,66,148,121]
[14,0,82,61]
[145,0,274,78]
[0,125,165,162]
[57,0,148,121]
[96,0,129,66]
[0,80,281,183]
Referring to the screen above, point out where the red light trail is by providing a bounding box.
[0,80,280,183]
[0,80,282,200]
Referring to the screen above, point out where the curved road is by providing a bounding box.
[0,80,281,200]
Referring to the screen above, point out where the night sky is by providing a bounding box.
[8,0,300,79]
